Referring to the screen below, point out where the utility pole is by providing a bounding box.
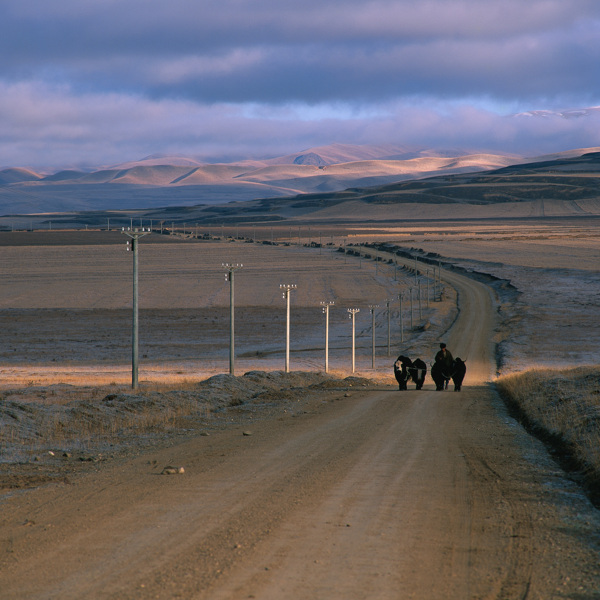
[122,227,150,389]
[281,284,297,373]
[223,263,243,375]
[369,305,379,369]
[321,301,335,373]
[385,299,392,357]
[399,292,404,343]
[347,308,360,373]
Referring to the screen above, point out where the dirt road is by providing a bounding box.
[1,267,599,599]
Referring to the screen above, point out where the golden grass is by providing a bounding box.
[0,368,224,390]
[496,366,600,503]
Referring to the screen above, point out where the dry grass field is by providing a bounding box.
[398,218,600,372]
[0,230,457,466]
[1,219,598,473]
[0,231,456,385]
[2,217,600,598]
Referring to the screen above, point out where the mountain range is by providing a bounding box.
[155,148,600,225]
[1,143,600,224]
[0,143,524,215]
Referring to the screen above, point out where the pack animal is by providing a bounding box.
[451,358,467,391]
[431,358,451,391]
[410,358,427,390]
[394,355,413,391]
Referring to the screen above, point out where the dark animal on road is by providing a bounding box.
[431,358,452,391]
[410,358,427,390]
[394,355,413,391]
[451,358,467,391]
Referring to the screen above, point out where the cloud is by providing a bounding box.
[1,0,600,168]
[2,80,599,169]
[4,0,600,103]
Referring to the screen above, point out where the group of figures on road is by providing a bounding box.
[394,343,466,392]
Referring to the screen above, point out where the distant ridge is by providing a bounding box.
[43,170,87,182]
[0,144,599,215]
[258,143,443,166]
[0,168,42,185]
[152,148,600,227]
[113,154,206,169]
[261,148,600,210]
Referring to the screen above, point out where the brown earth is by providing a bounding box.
[1,241,599,599]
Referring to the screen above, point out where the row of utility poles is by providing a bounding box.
[226,269,437,377]
[123,231,442,388]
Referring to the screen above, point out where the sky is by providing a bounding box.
[2,0,600,170]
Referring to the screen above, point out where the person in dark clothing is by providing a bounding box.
[434,343,453,390]
[410,358,427,390]
[393,355,413,391]
[451,358,467,391]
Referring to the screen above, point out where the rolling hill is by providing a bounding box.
[0,144,521,214]
[1,145,600,229]
[140,149,600,226]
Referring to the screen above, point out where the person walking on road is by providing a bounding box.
[434,343,454,390]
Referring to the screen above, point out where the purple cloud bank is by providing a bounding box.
[1,0,600,168]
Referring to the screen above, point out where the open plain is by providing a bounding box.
[1,214,600,599]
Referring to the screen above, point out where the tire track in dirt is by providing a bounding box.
[460,439,535,599]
